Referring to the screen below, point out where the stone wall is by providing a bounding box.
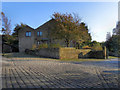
[83,51,105,59]
[25,47,107,59]
[25,48,60,59]
[59,48,91,59]
[36,48,60,59]
[59,48,106,59]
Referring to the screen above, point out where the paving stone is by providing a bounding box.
[2,57,119,89]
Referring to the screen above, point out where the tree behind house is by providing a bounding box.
[12,23,26,37]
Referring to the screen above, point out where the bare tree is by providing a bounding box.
[1,12,11,35]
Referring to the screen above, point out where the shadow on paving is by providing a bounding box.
[3,53,40,58]
[2,53,119,89]
[2,62,119,89]
[103,70,120,74]
[68,60,120,69]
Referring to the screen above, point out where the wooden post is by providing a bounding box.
[104,46,107,59]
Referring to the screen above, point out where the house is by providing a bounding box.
[18,19,72,52]
[18,20,107,59]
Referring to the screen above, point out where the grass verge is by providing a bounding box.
[60,58,106,62]
[108,56,118,59]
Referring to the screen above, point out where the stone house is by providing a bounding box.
[18,19,69,52]
[18,20,107,59]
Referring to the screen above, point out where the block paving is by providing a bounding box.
[1,55,120,89]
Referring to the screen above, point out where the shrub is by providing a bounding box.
[91,43,103,51]
[82,45,91,49]
[31,44,37,50]
[38,43,48,49]
[25,49,29,54]
[49,43,61,48]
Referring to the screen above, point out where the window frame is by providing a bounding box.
[25,31,31,37]
[37,31,42,37]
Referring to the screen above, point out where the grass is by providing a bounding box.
[61,56,119,62]
[2,53,59,61]
[60,58,106,62]
[2,53,11,58]
[108,56,118,59]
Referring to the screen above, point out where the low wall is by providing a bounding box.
[84,51,105,59]
[60,48,79,59]
[60,48,91,59]
[36,48,60,58]
[25,48,60,59]
[25,47,106,59]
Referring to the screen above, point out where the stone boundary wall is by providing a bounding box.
[36,48,60,58]
[25,48,60,59]
[59,48,91,59]
[25,47,106,59]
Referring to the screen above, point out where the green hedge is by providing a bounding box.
[38,44,48,49]
[38,43,61,49]
[91,43,103,51]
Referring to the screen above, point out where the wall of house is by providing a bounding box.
[35,25,49,45]
[18,26,35,52]
[34,19,57,46]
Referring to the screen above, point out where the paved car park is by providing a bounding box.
[1,54,119,89]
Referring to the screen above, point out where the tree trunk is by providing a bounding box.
[65,39,70,47]
[66,42,70,47]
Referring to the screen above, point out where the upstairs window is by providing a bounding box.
[26,31,31,37]
[37,31,42,36]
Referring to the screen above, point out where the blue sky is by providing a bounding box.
[2,2,118,42]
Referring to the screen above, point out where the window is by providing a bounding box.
[26,31,31,37]
[40,32,42,36]
[37,31,42,36]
